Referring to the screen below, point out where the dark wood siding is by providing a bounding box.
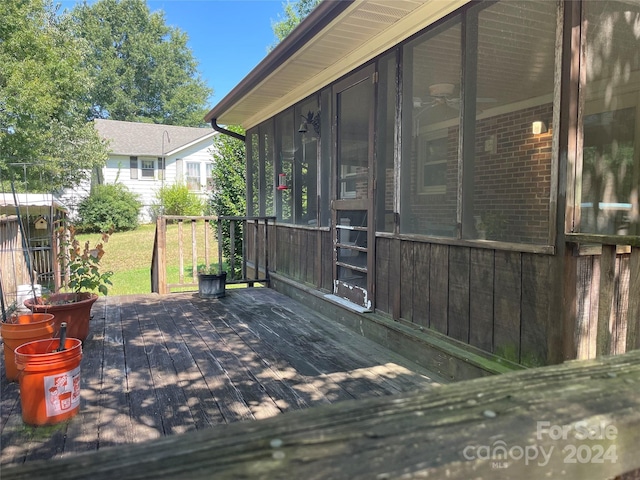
[376,237,558,366]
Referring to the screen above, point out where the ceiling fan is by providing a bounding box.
[413,83,497,110]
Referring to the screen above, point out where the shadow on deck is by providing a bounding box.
[1,288,445,467]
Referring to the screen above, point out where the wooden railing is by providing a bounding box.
[6,348,640,479]
[151,215,275,294]
[566,233,640,358]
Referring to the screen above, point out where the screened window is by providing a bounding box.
[141,159,155,179]
[401,18,461,237]
[275,111,294,223]
[295,96,319,225]
[579,1,640,236]
[248,132,259,216]
[469,1,556,244]
[375,52,397,233]
[186,162,200,191]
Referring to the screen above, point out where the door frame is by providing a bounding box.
[331,64,377,309]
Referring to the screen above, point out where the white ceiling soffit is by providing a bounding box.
[212,0,469,129]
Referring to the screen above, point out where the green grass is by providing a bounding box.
[76,223,222,296]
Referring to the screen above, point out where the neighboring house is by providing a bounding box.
[204,0,639,377]
[61,119,217,223]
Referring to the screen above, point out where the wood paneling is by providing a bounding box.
[270,232,638,368]
[375,237,391,314]
[493,250,522,362]
[429,244,449,334]
[573,246,638,360]
[520,254,550,367]
[447,247,470,342]
[412,242,430,328]
[469,248,494,352]
[322,230,333,291]
[400,242,415,322]
[596,245,616,356]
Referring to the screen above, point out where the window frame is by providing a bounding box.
[140,159,155,179]
[186,161,201,191]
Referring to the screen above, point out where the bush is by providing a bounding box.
[151,183,204,218]
[77,183,141,233]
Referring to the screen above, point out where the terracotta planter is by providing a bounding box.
[24,293,98,342]
[198,272,227,299]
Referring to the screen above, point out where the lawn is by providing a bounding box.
[76,223,220,296]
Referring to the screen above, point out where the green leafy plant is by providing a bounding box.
[57,225,114,297]
[151,183,204,219]
[77,183,142,233]
[197,262,226,275]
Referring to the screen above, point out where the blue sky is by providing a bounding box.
[59,0,286,107]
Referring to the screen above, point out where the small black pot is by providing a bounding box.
[197,272,227,299]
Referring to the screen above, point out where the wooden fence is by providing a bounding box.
[151,215,275,294]
[0,216,31,314]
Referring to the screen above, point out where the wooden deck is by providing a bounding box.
[1,288,444,468]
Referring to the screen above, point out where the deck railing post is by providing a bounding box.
[178,219,184,285]
[191,219,198,281]
[217,218,223,275]
[157,216,167,295]
[204,219,210,272]
[242,219,247,281]
[230,220,236,281]
[264,218,269,284]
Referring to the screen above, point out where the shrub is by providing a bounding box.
[77,183,141,233]
[151,183,204,218]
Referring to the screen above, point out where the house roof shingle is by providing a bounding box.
[94,119,216,157]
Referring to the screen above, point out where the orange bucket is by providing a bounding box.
[1,313,56,382]
[15,338,82,426]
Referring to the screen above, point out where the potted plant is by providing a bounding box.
[24,225,114,342]
[197,264,227,299]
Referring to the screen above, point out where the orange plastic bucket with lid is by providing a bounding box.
[15,338,82,426]
[1,313,56,382]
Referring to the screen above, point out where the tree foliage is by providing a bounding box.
[70,0,212,126]
[0,0,108,191]
[207,126,246,267]
[270,0,321,48]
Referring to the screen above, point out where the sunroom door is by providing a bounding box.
[332,66,375,310]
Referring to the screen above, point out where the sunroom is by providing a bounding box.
[205,0,639,377]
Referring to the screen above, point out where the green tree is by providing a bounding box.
[270,0,320,48]
[207,126,246,271]
[0,0,107,191]
[70,0,212,126]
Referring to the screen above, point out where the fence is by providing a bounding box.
[151,215,275,294]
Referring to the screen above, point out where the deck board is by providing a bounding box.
[1,288,442,468]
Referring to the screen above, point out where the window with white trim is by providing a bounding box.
[186,162,201,191]
[141,159,155,179]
